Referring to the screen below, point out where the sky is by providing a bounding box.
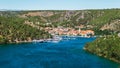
[0,0,120,10]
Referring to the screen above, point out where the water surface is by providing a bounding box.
[0,37,120,68]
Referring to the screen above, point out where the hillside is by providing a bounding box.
[0,9,120,44]
[84,35,120,63]
[0,15,51,44]
[1,9,120,29]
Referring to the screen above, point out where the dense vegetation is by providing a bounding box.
[0,9,120,63]
[1,9,120,29]
[84,35,120,63]
[0,15,51,44]
[88,9,120,27]
[0,9,120,44]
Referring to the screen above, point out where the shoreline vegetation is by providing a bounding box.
[84,35,120,63]
[0,9,120,63]
[0,13,52,44]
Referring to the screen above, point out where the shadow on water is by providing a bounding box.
[0,37,120,68]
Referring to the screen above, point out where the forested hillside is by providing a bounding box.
[1,9,120,30]
[0,9,120,44]
[84,35,120,63]
[0,15,51,44]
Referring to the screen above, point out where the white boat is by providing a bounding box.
[51,35,62,43]
[32,39,44,43]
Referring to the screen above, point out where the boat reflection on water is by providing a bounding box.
[46,35,62,43]
[32,35,96,43]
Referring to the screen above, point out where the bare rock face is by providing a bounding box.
[101,19,120,31]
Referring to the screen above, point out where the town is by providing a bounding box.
[44,26,94,37]
[24,21,94,37]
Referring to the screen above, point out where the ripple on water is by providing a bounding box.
[0,37,120,68]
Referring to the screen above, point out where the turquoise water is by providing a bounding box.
[0,37,120,68]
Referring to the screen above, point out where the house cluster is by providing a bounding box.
[45,27,94,37]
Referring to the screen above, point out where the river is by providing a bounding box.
[0,37,120,68]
